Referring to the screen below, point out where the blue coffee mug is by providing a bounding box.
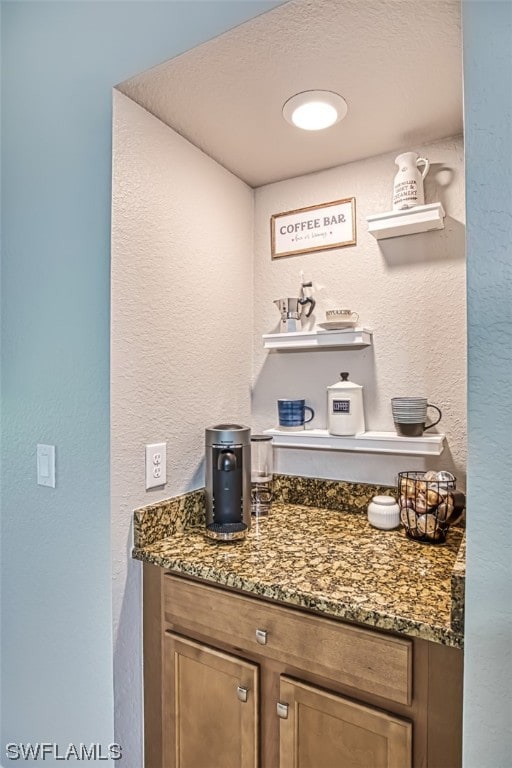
[278,399,315,429]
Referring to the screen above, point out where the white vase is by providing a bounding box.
[392,152,430,211]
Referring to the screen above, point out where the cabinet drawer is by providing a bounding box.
[163,574,412,705]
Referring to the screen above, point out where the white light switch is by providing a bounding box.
[145,442,167,490]
[37,444,56,488]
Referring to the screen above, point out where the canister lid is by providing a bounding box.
[371,495,397,505]
[327,372,363,390]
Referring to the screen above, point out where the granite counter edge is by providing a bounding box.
[132,545,463,650]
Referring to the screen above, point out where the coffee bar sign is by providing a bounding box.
[271,198,356,258]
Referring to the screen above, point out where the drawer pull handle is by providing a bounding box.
[255,628,268,645]
[237,686,248,703]
[277,702,289,719]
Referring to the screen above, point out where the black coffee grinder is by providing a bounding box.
[205,424,251,541]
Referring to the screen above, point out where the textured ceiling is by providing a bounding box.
[118,0,462,188]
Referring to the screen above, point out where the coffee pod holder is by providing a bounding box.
[397,471,465,544]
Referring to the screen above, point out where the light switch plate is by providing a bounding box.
[145,442,167,490]
[37,444,56,488]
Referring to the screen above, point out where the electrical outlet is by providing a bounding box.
[145,442,167,490]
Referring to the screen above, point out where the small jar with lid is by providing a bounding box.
[367,495,400,530]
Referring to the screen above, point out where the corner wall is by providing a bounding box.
[462,2,512,765]
[252,136,466,486]
[111,92,254,762]
[0,2,281,762]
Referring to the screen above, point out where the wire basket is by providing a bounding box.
[397,471,465,544]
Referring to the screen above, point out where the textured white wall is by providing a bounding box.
[252,136,466,486]
[111,91,253,763]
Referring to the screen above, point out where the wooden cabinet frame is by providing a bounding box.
[143,564,463,768]
[163,633,259,768]
[279,676,412,768]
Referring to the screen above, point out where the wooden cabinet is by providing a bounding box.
[163,633,258,768]
[279,677,411,768]
[162,574,412,705]
[144,565,462,768]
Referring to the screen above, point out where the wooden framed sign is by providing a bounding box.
[270,198,356,258]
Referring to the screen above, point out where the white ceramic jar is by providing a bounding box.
[392,151,430,211]
[326,372,365,436]
[367,495,400,530]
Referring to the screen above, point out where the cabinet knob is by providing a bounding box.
[277,702,289,719]
[237,685,248,703]
[255,628,268,645]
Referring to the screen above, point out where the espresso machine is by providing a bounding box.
[205,424,251,541]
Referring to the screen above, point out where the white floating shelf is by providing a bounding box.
[366,202,445,240]
[262,327,373,350]
[264,428,445,456]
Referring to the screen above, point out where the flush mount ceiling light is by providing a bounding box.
[282,90,348,131]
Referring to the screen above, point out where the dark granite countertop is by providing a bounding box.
[132,479,464,648]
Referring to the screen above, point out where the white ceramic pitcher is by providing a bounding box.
[392,152,430,211]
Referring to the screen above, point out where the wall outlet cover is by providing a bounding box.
[145,442,167,490]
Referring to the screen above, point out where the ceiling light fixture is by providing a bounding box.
[282,90,348,131]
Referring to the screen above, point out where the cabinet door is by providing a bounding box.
[163,632,258,768]
[279,676,411,768]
